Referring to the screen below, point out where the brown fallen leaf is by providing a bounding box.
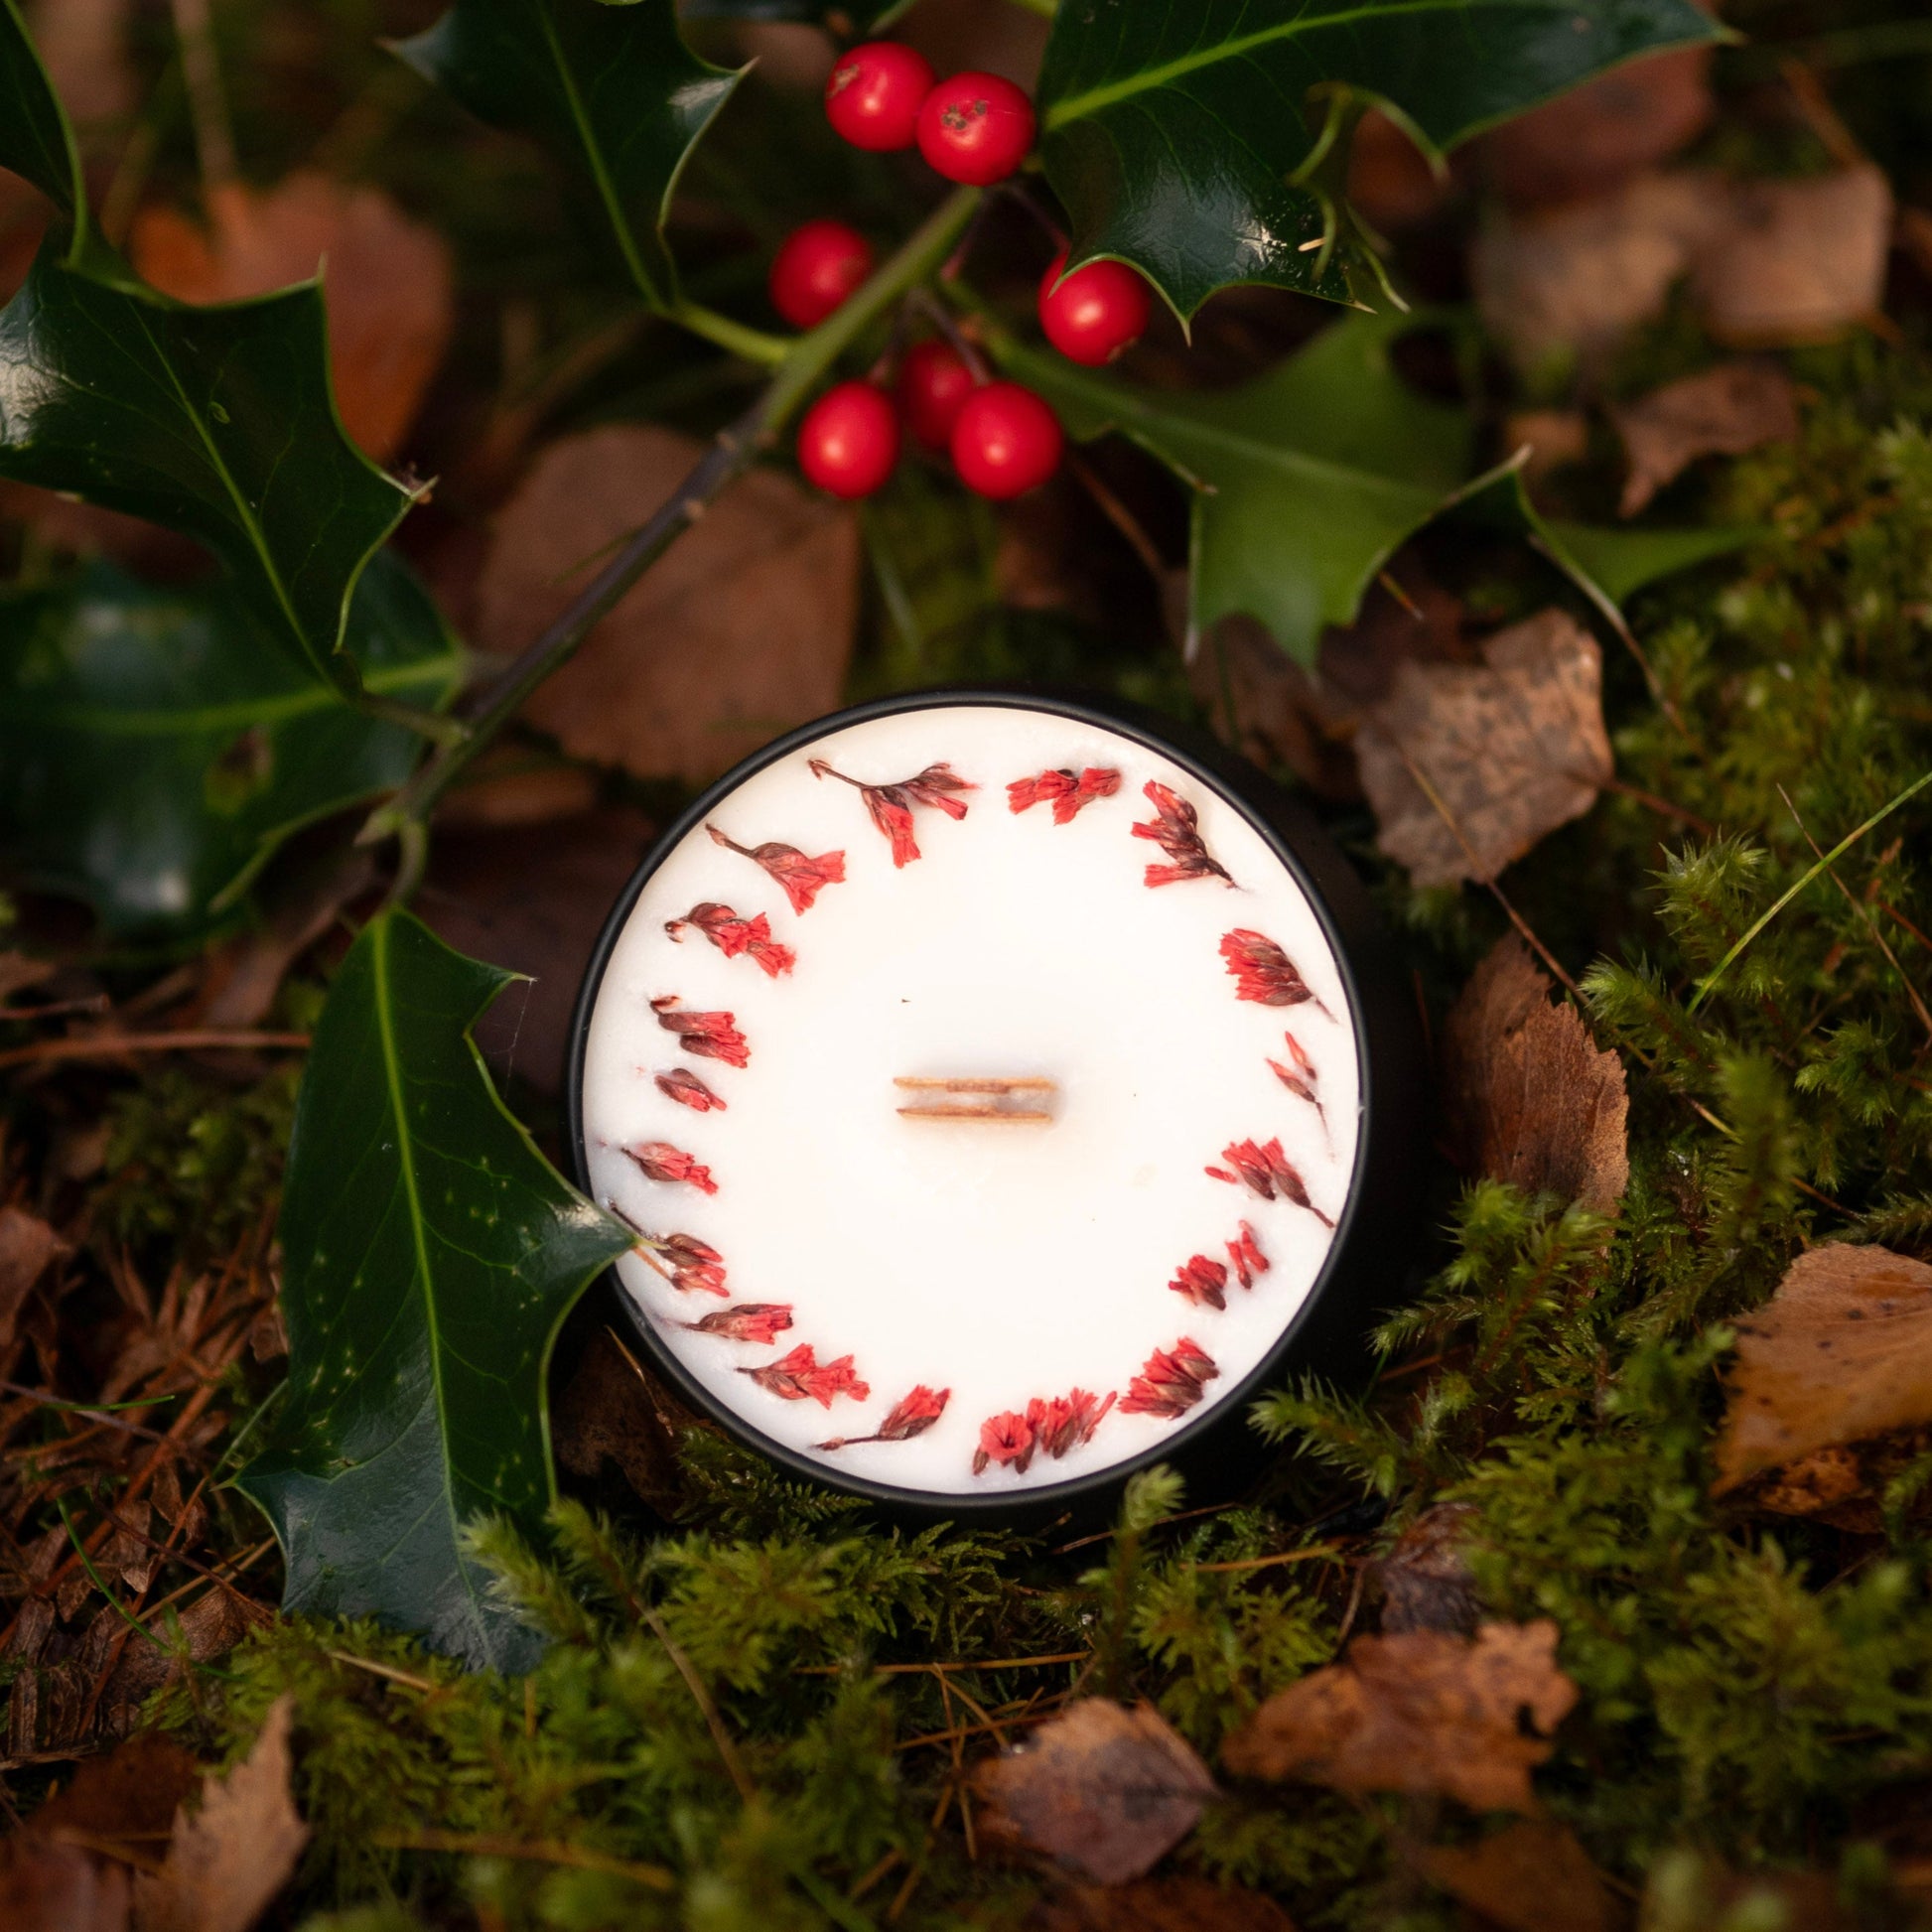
[482,426,860,786]
[1475,46,1714,210]
[199,851,378,1031]
[416,807,657,1096]
[1471,172,1715,372]
[1441,936,1629,1213]
[1713,1245,1932,1496]
[1029,1875,1298,1931]
[1504,409,1591,488]
[1373,1501,1481,1636]
[0,1839,129,1932]
[1220,1619,1578,1814]
[1192,565,1470,803]
[552,1326,691,1515]
[1612,361,1800,515]
[1414,1820,1619,1932]
[975,1699,1217,1885]
[0,951,60,1005]
[131,175,454,463]
[1347,107,1449,234]
[27,0,135,127]
[1695,167,1893,346]
[31,1731,201,1853]
[0,1206,71,1350]
[132,1695,308,1932]
[1355,609,1613,889]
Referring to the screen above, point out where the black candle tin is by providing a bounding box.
[567,686,1423,1523]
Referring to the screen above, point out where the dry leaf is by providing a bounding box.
[482,426,859,785]
[1374,1502,1481,1636]
[200,852,378,1031]
[32,1732,201,1852]
[0,1839,129,1932]
[0,951,60,1005]
[436,762,600,831]
[1472,173,1715,371]
[1347,108,1449,234]
[1414,1820,1619,1932]
[0,1206,71,1349]
[1221,1619,1578,1814]
[417,808,657,1096]
[975,1699,1217,1885]
[1475,47,1714,210]
[1695,167,1893,346]
[552,1326,691,1514]
[1030,1875,1298,1931]
[1504,409,1591,487]
[1713,1245,1932,1495]
[1613,361,1800,514]
[1355,609,1613,889]
[133,1695,308,1932]
[27,0,135,126]
[1442,936,1629,1213]
[131,175,454,462]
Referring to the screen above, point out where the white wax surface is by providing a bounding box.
[580,704,1360,1496]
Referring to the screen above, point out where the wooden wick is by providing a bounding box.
[895,1076,1056,1124]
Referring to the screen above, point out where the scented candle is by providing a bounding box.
[572,693,1415,1510]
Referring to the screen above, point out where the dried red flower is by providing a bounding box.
[1007,765,1122,824]
[816,1383,951,1449]
[1227,1220,1271,1291]
[1132,780,1231,888]
[655,1068,728,1113]
[1220,929,1334,1016]
[706,824,847,914]
[810,758,976,866]
[1205,1137,1335,1228]
[1119,1337,1220,1420]
[972,1408,1036,1475]
[1268,1029,1330,1138]
[665,901,796,978]
[650,995,749,1068]
[739,1343,871,1408]
[1169,1253,1229,1311]
[608,1202,731,1297]
[621,1140,718,1196]
[1026,1386,1117,1459]
[679,1303,793,1344]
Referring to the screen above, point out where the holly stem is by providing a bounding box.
[667,299,792,368]
[361,186,982,853]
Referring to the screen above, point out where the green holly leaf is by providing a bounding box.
[1005,313,1748,666]
[1,0,81,234]
[1035,0,1725,319]
[0,240,421,691]
[1007,311,1466,664]
[239,910,632,1671]
[393,0,744,309]
[0,553,464,939]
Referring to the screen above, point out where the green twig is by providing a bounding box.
[56,1492,175,1654]
[666,299,791,368]
[350,689,470,748]
[1688,768,1932,1013]
[360,187,981,853]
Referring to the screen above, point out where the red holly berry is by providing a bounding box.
[1037,249,1152,366]
[916,70,1035,185]
[768,218,874,329]
[824,40,935,152]
[949,382,1063,499]
[797,381,899,499]
[897,339,976,452]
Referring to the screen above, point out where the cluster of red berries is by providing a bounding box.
[775,41,1154,504]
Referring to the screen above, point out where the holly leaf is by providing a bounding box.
[1007,311,1462,664]
[393,0,744,310]
[1,6,421,687]
[0,551,464,939]
[1035,0,1725,319]
[1006,314,1748,667]
[0,239,421,690]
[0,0,82,236]
[239,910,632,1671]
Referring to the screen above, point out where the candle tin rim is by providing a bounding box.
[567,685,1411,1517]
